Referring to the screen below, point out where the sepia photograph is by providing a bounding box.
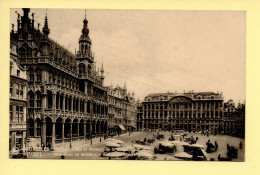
[9,8,245,161]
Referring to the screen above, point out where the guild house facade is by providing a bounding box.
[10,8,109,149]
[223,99,245,137]
[107,84,137,134]
[138,91,225,134]
[9,38,28,151]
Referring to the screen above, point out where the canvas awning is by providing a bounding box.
[119,124,126,131]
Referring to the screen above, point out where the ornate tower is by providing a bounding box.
[40,13,51,56]
[76,11,94,63]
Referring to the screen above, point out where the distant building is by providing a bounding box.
[10,38,27,150]
[107,84,137,134]
[136,99,143,131]
[139,91,224,134]
[223,100,245,137]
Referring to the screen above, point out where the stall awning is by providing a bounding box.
[119,124,126,131]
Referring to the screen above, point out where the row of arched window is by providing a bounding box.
[27,91,108,115]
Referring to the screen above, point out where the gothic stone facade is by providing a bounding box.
[10,8,109,149]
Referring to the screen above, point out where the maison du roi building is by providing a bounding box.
[9,8,137,150]
[137,92,245,137]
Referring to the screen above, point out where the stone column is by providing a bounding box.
[42,120,46,146]
[84,121,86,141]
[22,131,26,151]
[11,132,16,150]
[71,97,73,112]
[34,120,37,137]
[53,93,56,111]
[77,122,80,140]
[42,94,47,110]
[62,96,65,111]
[51,122,55,149]
[61,122,64,142]
[70,122,73,141]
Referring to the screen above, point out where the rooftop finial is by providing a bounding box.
[85,9,86,19]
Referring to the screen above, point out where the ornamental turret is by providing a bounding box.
[41,13,51,56]
[76,10,94,63]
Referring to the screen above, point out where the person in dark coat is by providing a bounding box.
[239,141,242,149]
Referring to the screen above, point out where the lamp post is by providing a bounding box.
[70,122,72,148]
[90,117,92,145]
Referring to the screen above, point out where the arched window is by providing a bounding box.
[36,91,41,108]
[26,48,32,57]
[79,63,85,75]
[35,68,42,83]
[28,68,34,82]
[19,47,26,57]
[28,91,34,108]
[81,44,84,53]
[88,64,91,76]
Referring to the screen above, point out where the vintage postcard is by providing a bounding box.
[9,8,245,161]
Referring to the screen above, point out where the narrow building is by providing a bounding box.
[10,37,27,151]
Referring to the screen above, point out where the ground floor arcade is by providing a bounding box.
[27,117,108,149]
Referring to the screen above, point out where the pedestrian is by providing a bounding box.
[239,141,242,149]
[215,141,218,150]
[100,137,102,142]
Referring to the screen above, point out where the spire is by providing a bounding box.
[42,11,50,37]
[82,10,89,35]
[100,62,104,76]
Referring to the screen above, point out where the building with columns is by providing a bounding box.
[107,84,137,134]
[10,38,28,151]
[10,8,109,149]
[138,91,224,134]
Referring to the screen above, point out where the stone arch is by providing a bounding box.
[55,117,63,139]
[64,118,71,140]
[79,119,84,138]
[96,120,100,136]
[100,120,104,135]
[35,118,41,136]
[86,120,91,139]
[72,118,78,138]
[79,63,86,75]
[92,120,96,136]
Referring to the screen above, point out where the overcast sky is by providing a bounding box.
[10,9,245,105]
